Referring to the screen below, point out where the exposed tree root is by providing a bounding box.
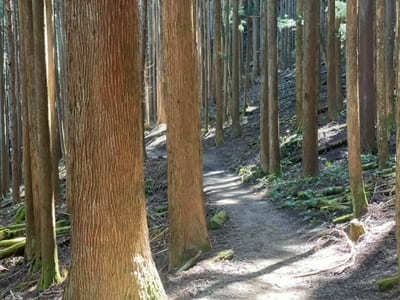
[295,229,356,278]
[178,250,202,272]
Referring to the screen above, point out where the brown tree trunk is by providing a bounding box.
[32,0,61,290]
[0,5,8,197]
[302,0,319,177]
[232,0,241,136]
[347,0,368,218]
[377,0,389,168]
[5,0,20,204]
[385,0,396,132]
[64,1,166,299]
[327,0,337,120]
[268,0,280,175]
[359,0,376,153]
[156,1,166,125]
[17,0,35,262]
[253,0,260,79]
[162,0,211,269]
[260,0,269,173]
[45,0,61,205]
[215,0,224,146]
[295,0,304,128]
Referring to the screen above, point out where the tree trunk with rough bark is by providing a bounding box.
[64,1,166,299]
[295,0,303,129]
[327,0,337,120]
[232,0,241,136]
[268,0,280,175]
[162,0,211,269]
[346,0,368,218]
[260,0,269,173]
[17,0,35,262]
[32,0,61,289]
[377,0,389,168]
[359,0,376,153]
[215,0,224,146]
[302,0,319,177]
[5,0,20,204]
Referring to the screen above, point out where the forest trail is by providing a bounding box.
[167,146,347,300]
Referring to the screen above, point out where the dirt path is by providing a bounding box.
[166,147,350,300]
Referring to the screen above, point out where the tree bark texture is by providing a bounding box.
[64,1,166,299]
[162,0,211,269]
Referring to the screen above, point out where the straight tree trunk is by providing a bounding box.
[396,0,400,282]
[377,0,389,168]
[302,0,319,177]
[215,0,224,146]
[359,0,376,153]
[260,0,269,173]
[5,0,20,204]
[45,0,61,205]
[243,0,251,111]
[268,0,280,175]
[223,0,230,122]
[346,0,368,218]
[232,0,241,136]
[17,0,35,262]
[32,0,61,289]
[385,0,396,132]
[327,0,337,120]
[253,0,260,79]
[64,1,166,298]
[162,0,211,269]
[0,6,8,197]
[295,0,304,129]
[335,16,343,111]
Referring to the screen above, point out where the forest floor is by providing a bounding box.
[0,67,399,299]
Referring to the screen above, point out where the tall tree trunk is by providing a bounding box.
[223,0,231,122]
[162,0,211,269]
[243,0,251,112]
[377,0,389,168]
[396,0,400,283]
[385,0,396,132]
[64,1,166,298]
[302,0,319,177]
[32,0,61,290]
[295,0,303,129]
[335,16,343,111]
[232,0,241,136]
[5,0,20,204]
[253,0,260,80]
[359,0,376,153]
[268,0,280,175]
[141,0,148,160]
[215,0,224,146]
[45,0,61,205]
[260,0,269,173]
[17,0,35,262]
[347,0,368,218]
[0,6,8,197]
[327,0,337,120]
[156,1,166,125]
